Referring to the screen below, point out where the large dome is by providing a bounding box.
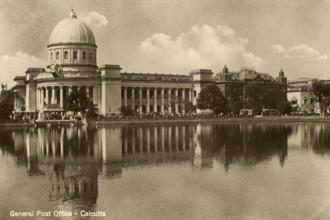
[49,9,96,46]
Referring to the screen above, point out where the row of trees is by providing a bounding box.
[64,88,98,117]
[196,84,291,115]
[0,91,15,120]
[312,81,330,114]
[244,84,291,115]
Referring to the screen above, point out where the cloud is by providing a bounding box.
[82,11,108,28]
[271,44,327,61]
[130,25,263,74]
[0,51,46,87]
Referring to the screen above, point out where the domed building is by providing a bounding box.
[14,8,196,116]
[13,9,287,116]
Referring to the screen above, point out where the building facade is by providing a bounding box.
[287,78,319,113]
[13,9,286,116]
[213,66,287,113]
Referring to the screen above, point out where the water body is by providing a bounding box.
[1,123,330,220]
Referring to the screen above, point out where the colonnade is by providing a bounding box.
[36,85,100,110]
[122,87,193,114]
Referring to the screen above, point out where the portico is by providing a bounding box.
[35,84,100,110]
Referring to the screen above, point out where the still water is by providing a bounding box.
[1,123,330,220]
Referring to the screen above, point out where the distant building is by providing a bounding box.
[212,66,287,113]
[287,78,319,113]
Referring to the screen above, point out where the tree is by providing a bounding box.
[312,81,330,113]
[119,105,135,116]
[185,101,196,114]
[245,84,266,114]
[196,84,227,114]
[245,84,288,114]
[86,102,99,118]
[64,87,97,116]
[0,90,15,120]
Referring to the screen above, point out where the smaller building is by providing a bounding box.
[287,78,319,113]
[213,66,287,114]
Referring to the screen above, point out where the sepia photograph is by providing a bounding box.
[1,0,330,219]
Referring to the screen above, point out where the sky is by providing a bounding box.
[1,0,330,87]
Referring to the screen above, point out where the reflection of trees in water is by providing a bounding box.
[198,124,292,169]
[289,123,330,155]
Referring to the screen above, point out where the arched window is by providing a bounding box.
[56,51,59,59]
[64,51,68,59]
[73,51,77,60]
[82,51,86,60]
[89,52,93,61]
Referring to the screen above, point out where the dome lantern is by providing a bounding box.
[69,7,77,19]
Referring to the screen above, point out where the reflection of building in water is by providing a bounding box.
[288,123,330,154]
[195,124,290,169]
[100,127,122,178]
[193,124,214,168]
[3,123,293,176]
[49,162,98,213]
[121,125,194,166]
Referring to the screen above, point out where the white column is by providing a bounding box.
[131,87,135,110]
[40,88,44,108]
[45,87,49,105]
[154,88,157,112]
[36,88,39,110]
[175,88,179,113]
[139,87,142,113]
[161,88,165,113]
[189,89,192,102]
[182,88,185,113]
[93,86,98,104]
[26,85,30,111]
[146,87,150,113]
[86,86,89,98]
[97,85,102,106]
[124,87,127,106]
[60,86,63,108]
[51,86,55,104]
